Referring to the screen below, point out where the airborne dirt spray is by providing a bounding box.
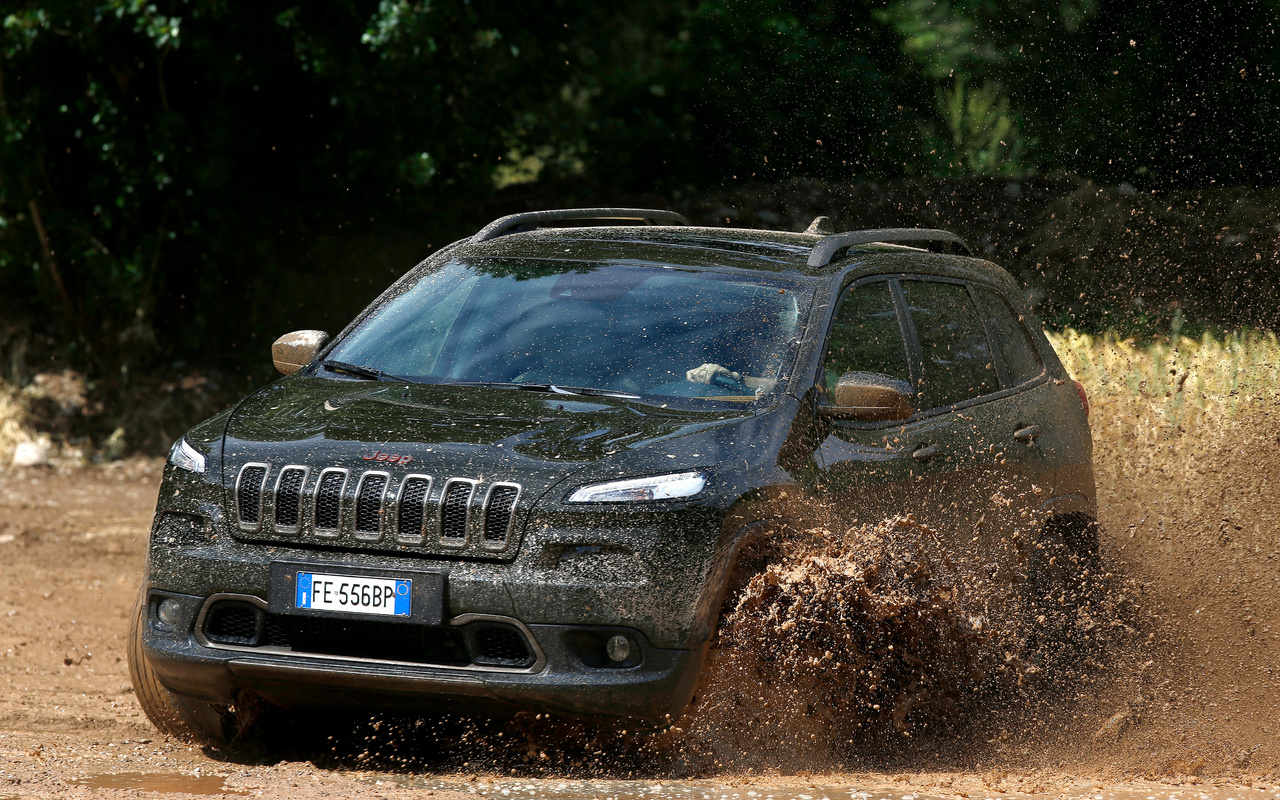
[324,511,1149,779]
[316,336,1280,781]
[642,511,1152,776]
[310,506,1153,778]
[659,516,996,772]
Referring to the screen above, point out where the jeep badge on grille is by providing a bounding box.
[363,450,413,466]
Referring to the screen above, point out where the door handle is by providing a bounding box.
[1013,425,1041,443]
[912,444,940,462]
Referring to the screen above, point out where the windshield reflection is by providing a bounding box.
[322,259,812,405]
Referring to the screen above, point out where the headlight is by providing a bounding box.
[565,470,707,503]
[169,438,206,474]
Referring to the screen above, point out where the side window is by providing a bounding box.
[822,281,911,394]
[902,280,998,408]
[974,287,1042,387]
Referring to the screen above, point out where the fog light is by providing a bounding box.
[157,598,183,626]
[605,634,631,663]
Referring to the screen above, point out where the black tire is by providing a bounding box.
[127,588,233,747]
[1028,512,1100,599]
[1024,513,1102,657]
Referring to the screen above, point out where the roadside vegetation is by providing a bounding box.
[0,321,1277,466]
[1050,322,1280,430]
[4,2,1279,393]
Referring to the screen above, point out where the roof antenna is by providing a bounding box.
[804,216,835,235]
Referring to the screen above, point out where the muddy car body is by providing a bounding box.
[131,209,1096,742]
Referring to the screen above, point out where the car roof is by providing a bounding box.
[446,224,1021,295]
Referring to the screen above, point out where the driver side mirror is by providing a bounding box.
[818,371,915,421]
[272,330,330,375]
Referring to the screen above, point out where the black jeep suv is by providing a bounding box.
[130,208,1095,744]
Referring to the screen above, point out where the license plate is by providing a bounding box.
[294,572,411,617]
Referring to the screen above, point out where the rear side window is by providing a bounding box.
[902,280,998,409]
[822,281,911,393]
[973,287,1042,387]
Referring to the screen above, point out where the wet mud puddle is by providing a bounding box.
[390,776,1280,800]
[71,771,245,795]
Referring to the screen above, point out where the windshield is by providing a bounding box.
[321,258,812,404]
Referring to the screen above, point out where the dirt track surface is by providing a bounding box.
[2,398,1280,799]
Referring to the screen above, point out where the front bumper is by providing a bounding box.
[140,588,704,723]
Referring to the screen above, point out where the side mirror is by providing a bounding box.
[818,371,915,422]
[272,330,330,375]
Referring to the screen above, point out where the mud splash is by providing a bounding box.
[648,511,1149,775]
[308,512,1146,780]
[669,516,993,771]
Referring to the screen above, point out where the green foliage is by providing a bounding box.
[2,0,1280,381]
[921,78,1029,176]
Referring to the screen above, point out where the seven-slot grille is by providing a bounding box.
[397,476,432,541]
[274,467,307,530]
[440,480,475,542]
[314,470,347,532]
[233,463,521,553]
[236,464,268,530]
[355,472,389,537]
[483,484,521,545]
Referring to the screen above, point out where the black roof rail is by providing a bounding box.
[807,228,973,267]
[472,208,689,243]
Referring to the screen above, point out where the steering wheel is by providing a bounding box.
[711,371,751,391]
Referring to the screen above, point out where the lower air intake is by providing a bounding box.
[472,624,533,666]
[207,610,538,669]
[203,602,262,646]
[262,615,471,666]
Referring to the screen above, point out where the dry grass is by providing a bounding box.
[1043,335,1280,778]
[1047,328,1280,614]
[1,329,1278,467]
[1047,327,1280,439]
[0,383,36,464]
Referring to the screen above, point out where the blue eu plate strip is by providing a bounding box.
[394,579,411,616]
[296,572,314,608]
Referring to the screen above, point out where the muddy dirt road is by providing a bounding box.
[2,401,1280,798]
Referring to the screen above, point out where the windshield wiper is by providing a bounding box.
[442,380,640,400]
[554,385,642,400]
[321,360,420,384]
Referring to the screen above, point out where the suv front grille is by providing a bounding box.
[483,484,520,545]
[314,470,347,532]
[355,473,388,537]
[231,464,521,558]
[200,600,534,669]
[396,476,432,541]
[236,465,268,528]
[274,467,307,529]
[440,480,474,541]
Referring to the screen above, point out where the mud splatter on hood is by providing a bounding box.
[225,377,755,464]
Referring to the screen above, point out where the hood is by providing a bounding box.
[225,377,754,463]
[220,377,755,559]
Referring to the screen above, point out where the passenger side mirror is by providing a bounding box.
[818,372,915,421]
[272,330,330,375]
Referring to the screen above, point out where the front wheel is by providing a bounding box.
[1023,513,1103,660]
[127,589,234,747]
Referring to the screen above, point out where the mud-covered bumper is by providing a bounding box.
[139,589,703,723]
